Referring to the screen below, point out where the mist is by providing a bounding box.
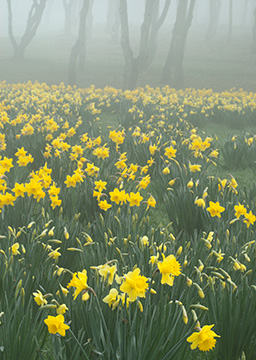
[0,0,255,90]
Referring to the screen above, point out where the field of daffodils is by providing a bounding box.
[1,81,256,359]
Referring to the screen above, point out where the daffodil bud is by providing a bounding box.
[176,246,182,257]
[198,260,204,273]
[138,301,143,312]
[64,227,69,240]
[150,289,157,294]
[99,213,104,227]
[0,250,6,258]
[229,218,239,225]
[170,233,175,241]
[114,216,121,229]
[187,180,193,189]
[182,306,188,324]
[190,304,209,311]
[221,280,226,289]
[244,253,250,262]
[15,279,23,299]
[240,264,246,272]
[186,277,193,287]
[21,288,25,307]
[194,283,205,298]
[191,309,198,323]
[27,221,35,229]
[233,261,241,271]
[74,213,81,221]
[48,227,55,237]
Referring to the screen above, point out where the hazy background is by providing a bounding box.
[0,0,256,90]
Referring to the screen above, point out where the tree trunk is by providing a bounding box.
[120,0,170,89]
[106,0,115,33]
[62,0,73,36]
[123,58,140,90]
[7,0,47,60]
[228,0,233,43]
[146,0,171,68]
[161,0,196,89]
[252,5,256,54]
[86,0,94,40]
[106,0,119,42]
[206,0,221,41]
[68,0,89,86]
[120,0,136,89]
[111,0,120,42]
[44,0,56,25]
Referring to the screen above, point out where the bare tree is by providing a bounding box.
[7,0,47,59]
[206,0,221,41]
[68,0,90,86]
[161,0,196,89]
[119,0,171,89]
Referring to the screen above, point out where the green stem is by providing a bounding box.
[161,330,191,360]
[69,328,90,360]
[53,335,61,360]
[94,294,114,356]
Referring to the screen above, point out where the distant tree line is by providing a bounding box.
[5,0,256,89]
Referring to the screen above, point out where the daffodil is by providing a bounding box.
[44,314,70,336]
[98,200,112,211]
[189,163,201,172]
[207,201,225,218]
[98,263,117,285]
[138,174,151,190]
[33,290,47,306]
[234,203,247,218]
[146,195,156,209]
[67,270,89,301]
[10,242,20,256]
[164,145,177,159]
[195,198,205,209]
[95,180,107,192]
[128,191,143,207]
[243,211,256,228]
[56,304,69,315]
[157,253,181,286]
[120,268,148,302]
[48,247,61,259]
[103,288,120,309]
[187,324,220,351]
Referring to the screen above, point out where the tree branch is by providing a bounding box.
[155,0,171,32]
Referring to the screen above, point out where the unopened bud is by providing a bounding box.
[64,227,69,240]
[176,246,182,257]
[186,277,193,287]
[182,306,188,324]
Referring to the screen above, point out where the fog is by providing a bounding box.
[0,0,256,90]
[1,0,254,35]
